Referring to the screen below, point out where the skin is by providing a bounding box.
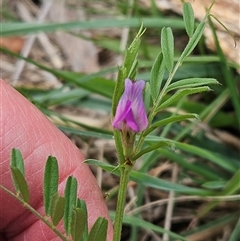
[0,79,113,241]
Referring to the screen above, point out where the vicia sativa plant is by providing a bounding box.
[0,2,224,241]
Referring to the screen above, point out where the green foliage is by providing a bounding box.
[183,2,195,37]
[229,217,240,241]
[161,27,174,73]
[143,81,151,110]
[156,86,212,111]
[144,113,199,136]
[44,156,59,216]
[77,198,89,240]
[179,21,206,62]
[64,176,78,235]
[85,159,216,196]
[10,167,30,202]
[10,148,30,202]
[1,0,239,240]
[71,208,86,241]
[11,148,25,175]
[166,77,219,92]
[1,149,108,241]
[88,217,108,241]
[110,213,188,241]
[150,52,165,102]
[50,193,65,226]
[1,17,185,37]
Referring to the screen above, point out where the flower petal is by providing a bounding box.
[124,101,139,132]
[112,79,148,133]
[131,80,148,132]
[112,102,131,130]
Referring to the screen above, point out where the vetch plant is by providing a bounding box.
[109,2,220,241]
[2,1,238,241]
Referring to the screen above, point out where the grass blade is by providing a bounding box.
[1,17,184,36]
[86,159,216,196]
[110,212,187,241]
[229,217,240,241]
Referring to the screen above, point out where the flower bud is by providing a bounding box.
[112,78,148,133]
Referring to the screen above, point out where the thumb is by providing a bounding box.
[0,79,113,240]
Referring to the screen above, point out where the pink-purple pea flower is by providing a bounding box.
[112,78,148,133]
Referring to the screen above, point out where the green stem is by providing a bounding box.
[113,163,132,241]
[0,184,69,241]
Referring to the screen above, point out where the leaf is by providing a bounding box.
[58,126,112,139]
[77,199,88,240]
[174,142,237,173]
[166,78,219,92]
[158,148,221,181]
[88,217,108,241]
[134,141,174,160]
[11,167,30,202]
[124,25,144,77]
[50,193,65,226]
[0,36,24,52]
[179,21,206,62]
[144,113,199,136]
[183,213,239,239]
[11,148,25,176]
[128,59,138,80]
[109,213,187,241]
[150,52,165,101]
[85,160,216,196]
[143,82,151,111]
[202,181,226,189]
[1,18,185,37]
[229,217,240,241]
[43,156,59,216]
[156,86,211,111]
[183,2,195,37]
[64,176,78,235]
[58,71,115,99]
[71,208,86,241]
[222,169,240,195]
[199,170,240,218]
[161,27,174,72]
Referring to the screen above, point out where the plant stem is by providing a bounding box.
[113,163,132,241]
[0,184,69,241]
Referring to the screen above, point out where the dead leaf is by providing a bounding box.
[0,37,25,53]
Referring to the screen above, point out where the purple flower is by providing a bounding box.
[112,78,148,133]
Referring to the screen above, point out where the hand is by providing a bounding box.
[0,79,113,240]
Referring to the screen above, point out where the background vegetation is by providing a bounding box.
[1,0,239,240]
